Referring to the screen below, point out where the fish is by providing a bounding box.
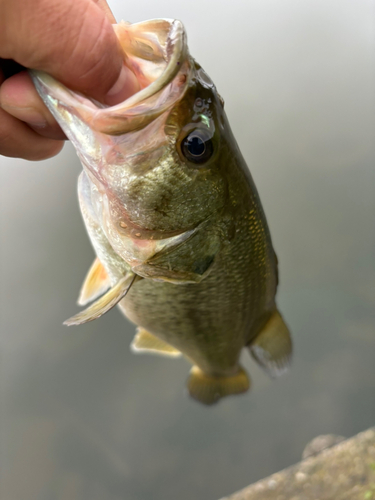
[31,18,292,405]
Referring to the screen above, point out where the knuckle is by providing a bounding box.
[65,14,120,93]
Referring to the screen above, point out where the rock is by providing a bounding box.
[302,434,346,459]
[221,428,375,500]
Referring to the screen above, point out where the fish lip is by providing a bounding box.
[30,19,191,136]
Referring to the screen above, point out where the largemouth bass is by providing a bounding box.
[32,19,292,405]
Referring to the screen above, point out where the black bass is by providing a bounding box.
[31,19,292,405]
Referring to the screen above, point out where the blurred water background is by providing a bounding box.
[1,1,374,499]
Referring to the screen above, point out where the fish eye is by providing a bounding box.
[181,130,214,164]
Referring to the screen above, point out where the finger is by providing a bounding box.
[103,64,140,106]
[0,107,64,160]
[0,0,134,103]
[0,72,66,140]
[94,0,116,23]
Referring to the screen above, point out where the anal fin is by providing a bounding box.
[249,309,292,377]
[131,328,181,357]
[187,366,250,405]
[78,258,110,306]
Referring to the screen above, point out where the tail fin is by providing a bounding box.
[187,366,250,405]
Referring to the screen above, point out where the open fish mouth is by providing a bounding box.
[31,19,191,137]
[30,19,196,240]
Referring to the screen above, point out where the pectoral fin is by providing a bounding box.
[131,328,181,357]
[78,258,111,306]
[134,224,221,284]
[187,366,250,405]
[249,310,292,377]
[64,273,136,326]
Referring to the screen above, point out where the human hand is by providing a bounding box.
[0,0,138,160]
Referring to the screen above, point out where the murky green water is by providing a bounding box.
[1,1,374,499]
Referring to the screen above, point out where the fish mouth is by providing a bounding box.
[31,19,191,137]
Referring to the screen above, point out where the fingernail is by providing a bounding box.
[104,64,139,106]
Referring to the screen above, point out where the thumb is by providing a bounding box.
[0,0,131,101]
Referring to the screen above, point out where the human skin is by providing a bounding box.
[0,0,138,160]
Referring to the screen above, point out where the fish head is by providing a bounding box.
[32,19,232,280]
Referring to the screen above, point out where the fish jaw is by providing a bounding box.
[87,185,221,284]
[78,168,200,274]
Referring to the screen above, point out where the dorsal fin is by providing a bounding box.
[64,273,136,326]
[131,328,181,357]
[78,258,111,306]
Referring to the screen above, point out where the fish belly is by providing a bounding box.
[119,219,276,376]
